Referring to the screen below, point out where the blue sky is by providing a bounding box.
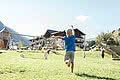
[0,0,120,39]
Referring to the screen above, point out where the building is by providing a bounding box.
[0,22,10,49]
[51,28,86,49]
[29,36,45,50]
[30,28,86,50]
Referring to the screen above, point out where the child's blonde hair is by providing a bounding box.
[67,29,72,35]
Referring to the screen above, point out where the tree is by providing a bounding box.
[87,40,96,47]
[96,32,116,45]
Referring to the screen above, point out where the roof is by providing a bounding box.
[74,28,85,35]
[47,29,58,33]
[0,21,5,31]
[44,29,58,38]
[51,31,66,36]
[51,28,85,38]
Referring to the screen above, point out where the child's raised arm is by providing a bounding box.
[71,25,75,35]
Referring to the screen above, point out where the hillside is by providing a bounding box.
[0,21,31,46]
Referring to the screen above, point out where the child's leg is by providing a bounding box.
[64,52,70,67]
[70,62,74,73]
[70,52,74,73]
[66,59,71,67]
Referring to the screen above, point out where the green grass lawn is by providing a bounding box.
[0,50,120,80]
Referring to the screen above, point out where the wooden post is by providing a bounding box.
[83,35,86,58]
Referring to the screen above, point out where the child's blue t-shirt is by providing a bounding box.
[64,35,76,52]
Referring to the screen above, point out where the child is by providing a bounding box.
[63,26,76,73]
[44,49,51,59]
[101,47,104,58]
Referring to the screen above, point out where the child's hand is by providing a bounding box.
[71,25,73,28]
[60,36,64,39]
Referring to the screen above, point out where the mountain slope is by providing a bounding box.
[0,21,31,46]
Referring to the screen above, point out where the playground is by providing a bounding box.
[0,50,119,80]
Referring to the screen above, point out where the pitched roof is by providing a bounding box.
[74,28,85,35]
[51,28,85,38]
[47,29,58,33]
[44,29,58,38]
[51,31,66,36]
[0,21,5,31]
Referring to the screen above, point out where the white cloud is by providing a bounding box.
[76,16,89,22]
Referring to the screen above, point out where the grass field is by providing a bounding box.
[0,50,120,80]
